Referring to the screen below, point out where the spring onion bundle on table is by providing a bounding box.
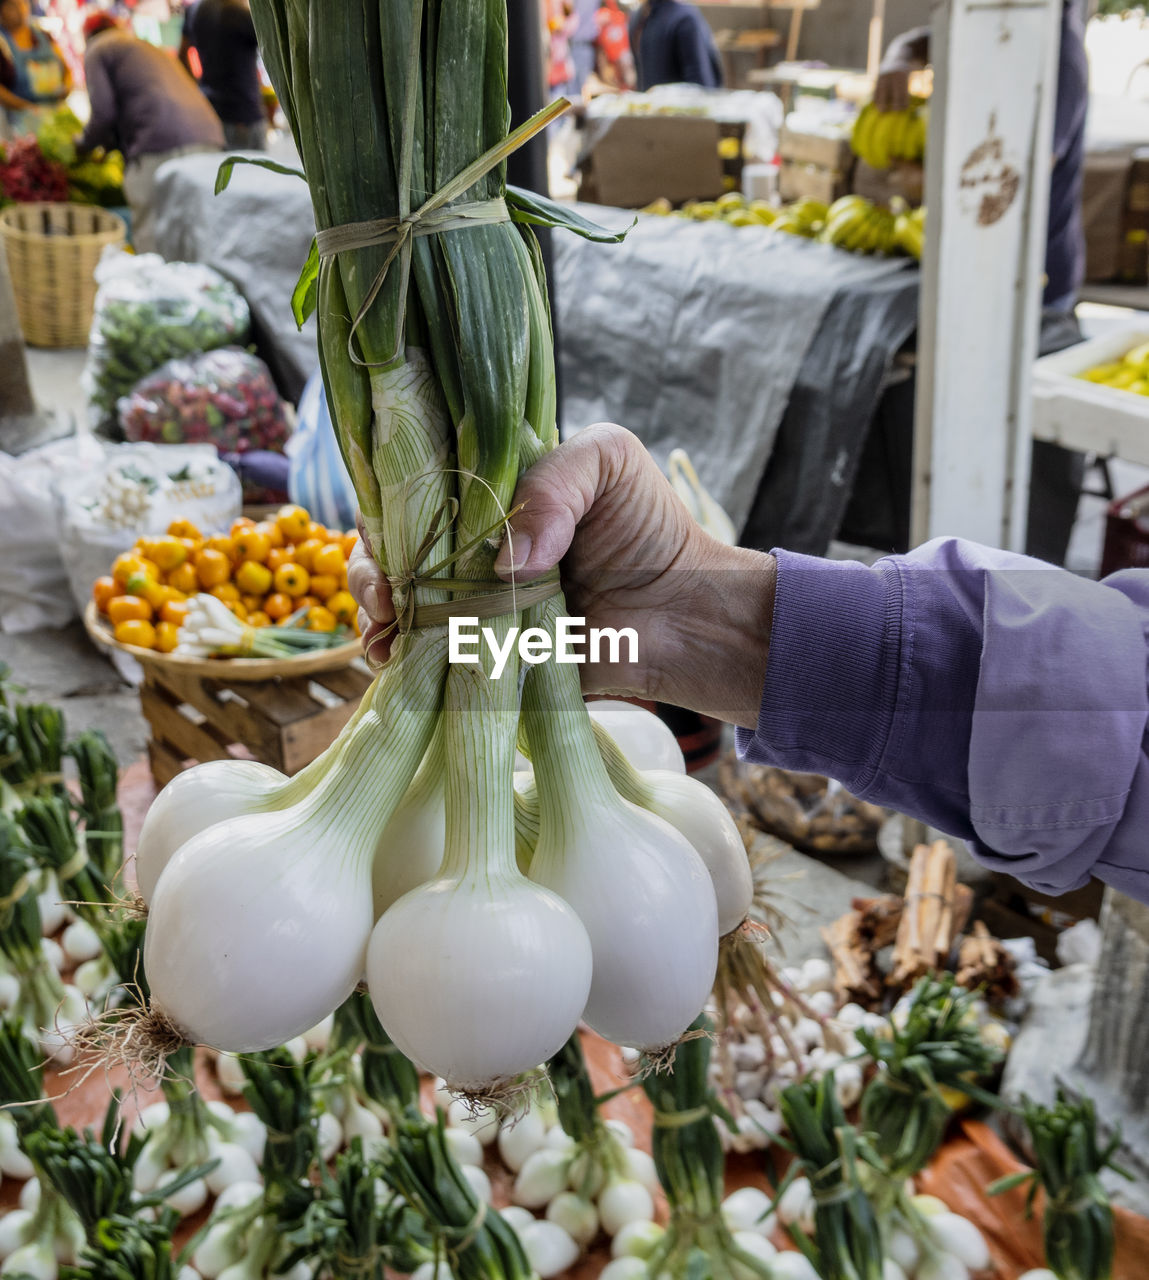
[124,0,757,1114]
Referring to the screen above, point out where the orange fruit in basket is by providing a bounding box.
[326,590,357,626]
[297,594,320,610]
[306,605,337,632]
[167,519,202,540]
[267,547,294,573]
[263,592,293,621]
[340,531,359,559]
[240,593,264,614]
[309,574,339,602]
[92,576,117,613]
[235,560,273,596]
[307,521,329,542]
[196,548,232,589]
[205,534,236,561]
[275,563,310,598]
[276,504,311,541]
[160,599,189,626]
[257,520,285,549]
[247,610,271,628]
[312,543,346,579]
[230,517,256,536]
[167,562,199,595]
[144,582,183,612]
[211,583,241,605]
[112,553,156,588]
[233,528,272,564]
[292,538,323,571]
[148,537,188,573]
[155,621,180,653]
[229,601,249,622]
[114,619,156,648]
[107,596,152,624]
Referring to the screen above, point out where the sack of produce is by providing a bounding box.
[117,346,291,501]
[53,442,242,617]
[82,249,251,438]
[720,754,886,855]
[286,367,358,530]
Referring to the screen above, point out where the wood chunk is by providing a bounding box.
[889,840,959,990]
[822,911,884,1007]
[956,920,1020,1001]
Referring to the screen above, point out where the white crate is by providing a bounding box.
[1032,326,1149,466]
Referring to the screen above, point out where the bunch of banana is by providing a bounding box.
[851,99,928,170]
[772,197,828,238]
[1078,339,1149,395]
[818,194,897,254]
[893,203,925,260]
[641,192,778,227]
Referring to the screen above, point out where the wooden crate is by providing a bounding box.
[141,662,372,787]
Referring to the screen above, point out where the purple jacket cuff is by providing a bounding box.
[734,550,903,794]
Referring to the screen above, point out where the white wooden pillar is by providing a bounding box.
[912,0,1062,551]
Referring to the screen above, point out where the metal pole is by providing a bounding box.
[911,0,1061,552]
[506,0,564,430]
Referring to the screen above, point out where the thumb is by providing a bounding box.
[493,423,630,581]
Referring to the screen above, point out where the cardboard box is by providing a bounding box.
[1082,152,1130,281]
[577,115,726,209]
[851,158,924,208]
[779,122,853,173]
[779,160,848,205]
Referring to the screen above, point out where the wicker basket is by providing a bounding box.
[0,203,126,348]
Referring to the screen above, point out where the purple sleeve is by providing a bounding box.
[77,47,116,152]
[736,539,1149,902]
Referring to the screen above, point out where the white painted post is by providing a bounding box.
[912,0,1062,551]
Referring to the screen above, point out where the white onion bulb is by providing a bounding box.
[587,701,685,773]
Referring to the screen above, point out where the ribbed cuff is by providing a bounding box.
[735,549,904,795]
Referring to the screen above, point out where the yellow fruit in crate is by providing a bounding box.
[112,553,156,588]
[276,504,312,541]
[233,528,272,564]
[143,536,188,573]
[264,592,293,621]
[326,590,357,625]
[309,574,339,602]
[306,605,337,632]
[1108,367,1142,389]
[229,601,249,622]
[293,538,324,571]
[92,576,117,613]
[724,210,759,227]
[716,191,745,211]
[107,596,152,624]
[167,562,200,595]
[240,594,264,614]
[155,621,180,654]
[640,197,672,215]
[167,519,202,541]
[717,135,741,160]
[748,201,777,225]
[1123,341,1149,366]
[114,619,156,649]
[247,610,271,628]
[258,520,285,549]
[160,599,189,626]
[690,201,720,221]
[1079,362,1123,383]
[235,560,273,596]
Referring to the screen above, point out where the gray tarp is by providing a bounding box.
[153,151,318,403]
[554,205,918,537]
[151,161,920,552]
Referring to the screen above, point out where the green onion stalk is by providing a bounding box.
[0,815,76,1052]
[0,699,66,805]
[988,1092,1132,1280]
[17,794,117,931]
[66,730,125,898]
[857,974,1004,1183]
[547,1031,632,1200]
[777,1072,886,1280]
[62,1214,186,1280]
[641,1016,774,1278]
[0,1017,88,1269]
[379,1107,534,1280]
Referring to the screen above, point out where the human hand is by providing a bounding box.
[873,68,911,113]
[348,423,776,727]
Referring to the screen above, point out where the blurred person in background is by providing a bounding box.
[628,0,723,92]
[0,0,71,134]
[179,0,266,151]
[77,12,223,253]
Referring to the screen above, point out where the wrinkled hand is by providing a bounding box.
[348,422,775,727]
[873,67,911,113]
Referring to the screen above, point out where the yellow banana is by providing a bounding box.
[851,103,877,162]
[894,212,923,259]
[1122,340,1149,366]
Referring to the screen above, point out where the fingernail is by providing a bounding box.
[507,532,533,571]
[363,582,385,620]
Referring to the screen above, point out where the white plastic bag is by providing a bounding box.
[0,435,105,632]
[53,442,243,617]
[286,369,358,531]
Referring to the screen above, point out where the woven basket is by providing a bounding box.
[0,203,126,348]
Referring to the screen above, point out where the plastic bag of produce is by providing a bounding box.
[0,434,105,632]
[719,754,887,856]
[82,249,251,438]
[286,368,358,530]
[117,346,291,501]
[52,442,242,616]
